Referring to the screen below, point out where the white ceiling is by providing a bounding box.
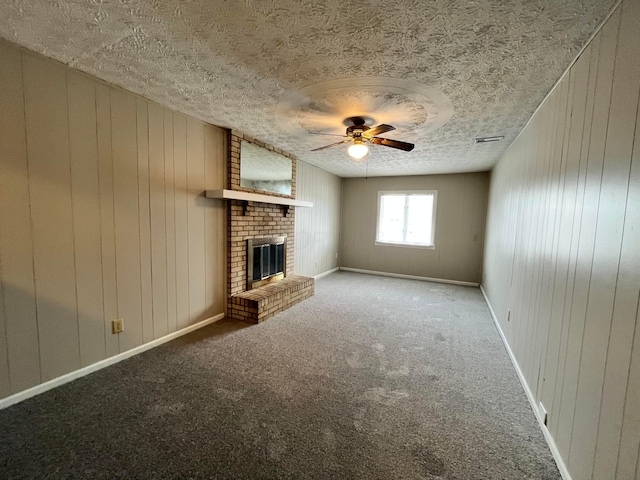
[0,0,615,177]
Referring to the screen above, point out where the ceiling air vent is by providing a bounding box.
[475,136,504,144]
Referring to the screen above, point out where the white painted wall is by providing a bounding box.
[0,41,227,401]
[483,1,640,478]
[294,161,341,277]
[340,173,489,284]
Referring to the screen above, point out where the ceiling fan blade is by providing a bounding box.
[308,132,349,137]
[362,124,395,138]
[311,138,352,151]
[370,137,415,151]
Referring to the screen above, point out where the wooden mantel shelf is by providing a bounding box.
[205,189,313,208]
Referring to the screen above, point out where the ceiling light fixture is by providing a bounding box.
[475,135,504,143]
[348,140,369,159]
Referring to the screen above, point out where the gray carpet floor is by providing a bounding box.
[0,271,560,479]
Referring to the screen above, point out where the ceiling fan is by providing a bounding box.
[310,116,415,159]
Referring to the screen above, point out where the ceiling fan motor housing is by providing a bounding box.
[346,125,369,137]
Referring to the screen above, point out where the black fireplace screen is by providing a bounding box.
[247,236,286,288]
[252,243,284,281]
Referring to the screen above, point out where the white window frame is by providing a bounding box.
[375,190,437,249]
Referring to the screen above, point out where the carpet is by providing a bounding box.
[0,271,560,479]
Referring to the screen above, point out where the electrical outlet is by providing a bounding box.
[539,402,548,426]
[112,318,124,334]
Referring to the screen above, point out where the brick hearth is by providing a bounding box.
[230,275,314,323]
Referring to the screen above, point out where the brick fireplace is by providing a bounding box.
[224,131,314,323]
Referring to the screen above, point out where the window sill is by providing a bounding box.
[374,241,436,250]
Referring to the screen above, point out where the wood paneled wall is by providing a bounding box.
[340,173,489,284]
[294,161,341,277]
[0,41,226,400]
[483,1,640,478]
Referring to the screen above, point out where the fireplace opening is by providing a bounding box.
[247,236,286,289]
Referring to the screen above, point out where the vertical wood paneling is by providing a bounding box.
[556,10,619,460]
[511,102,546,363]
[0,42,41,392]
[0,268,9,398]
[615,111,640,479]
[214,130,226,313]
[617,291,640,478]
[593,3,640,477]
[483,2,640,478]
[67,72,105,367]
[204,125,226,317]
[24,55,80,381]
[164,111,177,333]
[0,41,226,403]
[136,99,154,344]
[571,1,639,475]
[294,161,341,278]
[203,125,216,316]
[550,34,601,441]
[522,78,569,386]
[148,103,168,339]
[173,115,190,330]
[110,91,143,353]
[186,119,206,324]
[96,84,119,359]
[508,112,540,360]
[539,47,591,412]
[529,74,573,394]
[296,163,310,274]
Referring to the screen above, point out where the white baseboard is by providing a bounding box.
[0,312,225,410]
[314,267,340,280]
[479,285,572,480]
[339,267,479,287]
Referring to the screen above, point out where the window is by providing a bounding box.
[375,190,437,248]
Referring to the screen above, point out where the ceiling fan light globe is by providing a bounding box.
[348,143,369,159]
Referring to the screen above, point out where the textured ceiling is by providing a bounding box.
[0,0,615,177]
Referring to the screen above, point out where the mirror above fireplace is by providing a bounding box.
[240,141,292,196]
